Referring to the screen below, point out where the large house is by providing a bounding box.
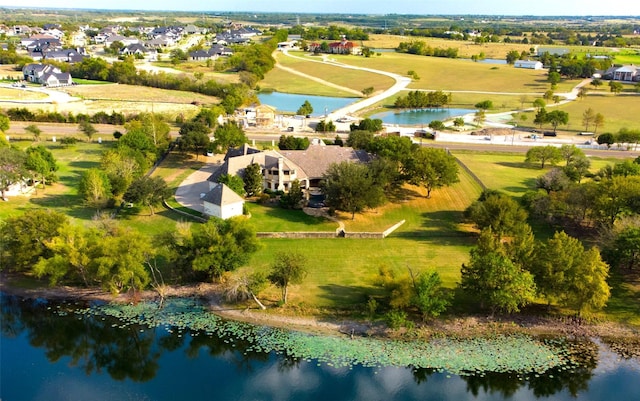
[309,35,361,55]
[514,60,543,70]
[205,142,369,203]
[22,63,73,87]
[605,65,639,82]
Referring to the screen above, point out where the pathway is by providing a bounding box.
[0,84,81,104]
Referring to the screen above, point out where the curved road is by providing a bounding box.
[279,50,412,120]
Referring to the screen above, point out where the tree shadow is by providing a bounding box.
[68,160,101,170]
[393,210,476,242]
[495,161,536,169]
[317,283,382,307]
[28,194,97,220]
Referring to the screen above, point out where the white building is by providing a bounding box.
[514,60,544,70]
[202,183,245,219]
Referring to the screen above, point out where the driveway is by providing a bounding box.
[174,157,223,213]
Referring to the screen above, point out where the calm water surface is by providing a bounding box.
[257,92,357,116]
[2,295,639,401]
[370,108,475,125]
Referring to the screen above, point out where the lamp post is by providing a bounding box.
[512,123,517,145]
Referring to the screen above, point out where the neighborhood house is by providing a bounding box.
[22,63,73,86]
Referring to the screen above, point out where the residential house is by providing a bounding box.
[21,35,61,50]
[206,143,369,196]
[22,63,73,87]
[121,43,156,59]
[104,35,139,47]
[613,65,638,82]
[145,36,175,48]
[514,60,544,70]
[189,45,233,61]
[202,183,245,219]
[38,48,88,63]
[254,105,277,128]
[309,35,360,55]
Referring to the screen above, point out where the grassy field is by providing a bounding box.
[361,34,534,59]
[65,83,220,106]
[266,51,396,94]
[260,67,358,97]
[512,94,640,134]
[149,61,241,84]
[319,52,553,93]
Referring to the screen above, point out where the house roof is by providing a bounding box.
[202,183,245,206]
[279,144,369,179]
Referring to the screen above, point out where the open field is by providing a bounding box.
[361,34,534,59]
[514,94,640,134]
[0,87,48,101]
[260,67,358,97]
[319,52,553,93]
[65,83,219,106]
[149,61,241,84]
[270,51,396,93]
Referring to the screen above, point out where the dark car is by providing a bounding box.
[543,131,557,137]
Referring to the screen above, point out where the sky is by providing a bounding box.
[0,0,639,16]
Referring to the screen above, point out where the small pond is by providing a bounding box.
[258,92,357,116]
[370,108,475,125]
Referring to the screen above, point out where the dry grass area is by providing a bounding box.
[362,34,534,59]
[0,87,48,101]
[0,64,23,79]
[65,83,219,105]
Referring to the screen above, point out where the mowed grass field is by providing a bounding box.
[0,87,48,101]
[312,52,553,93]
[267,51,396,94]
[260,67,358,97]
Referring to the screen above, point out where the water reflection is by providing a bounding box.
[1,295,639,401]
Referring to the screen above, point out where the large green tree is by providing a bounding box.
[165,218,260,281]
[0,145,27,200]
[405,147,459,198]
[2,210,68,272]
[525,145,562,169]
[465,191,529,238]
[460,228,536,314]
[531,231,610,314]
[212,122,247,154]
[243,162,263,197]
[321,161,385,219]
[124,176,172,215]
[25,145,58,191]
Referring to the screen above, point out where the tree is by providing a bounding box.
[2,210,68,272]
[593,113,605,134]
[609,81,623,94]
[605,227,640,271]
[218,174,246,197]
[577,87,589,99]
[350,118,383,133]
[25,124,42,141]
[224,271,268,309]
[405,147,459,198]
[473,109,485,126]
[591,78,602,89]
[212,121,247,153]
[78,120,98,142]
[279,179,304,209]
[346,130,374,149]
[506,50,520,64]
[474,100,493,110]
[535,168,571,194]
[461,228,536,314]
[321,161,385,219]
[533,98,546,111]
[101,149,142,197]
[78,168,112,210]
[124,176,172,215]
[597,133,615,149]
[548,71,561,88]
[25,145,58,191]
[412,270,450,321]
[243,162,263,197]
[0,145,26,200]
[296,100,313,116]
[560,144,585,166]
[519,95,529,110]
[543,89,554,101]
[531,231,610,314]
[167,217,260,281]
[33,223,101,287]
[428,120,445,131]
[525,146,562,168]
[465,191,529,238]
[546,110,569,133]
[453,117,465,128]
[179,121,211,159]
[582,108,595,132]
[0,114,9,133]
[268,251,308,304]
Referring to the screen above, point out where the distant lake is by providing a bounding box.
[258,92,357,116]
[371,108,475,125]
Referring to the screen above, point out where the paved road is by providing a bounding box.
[279,50,412,121]
[0,84,81,104]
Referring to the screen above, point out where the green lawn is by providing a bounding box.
[246,202,338,232]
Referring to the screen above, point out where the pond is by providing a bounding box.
[2,294,639,401]
[370,108,475,126]
[258,92,357,116]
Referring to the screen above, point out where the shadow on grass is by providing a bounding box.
[317,284,381,307]
[495,161,537,169]
[605,271,640,325]
[28,193,97,220]
[262,206,329,226]
[504,178,537,193]
[68,160,101,170]
[393,210,475,241]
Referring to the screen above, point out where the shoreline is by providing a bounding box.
[2,279,639,347]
